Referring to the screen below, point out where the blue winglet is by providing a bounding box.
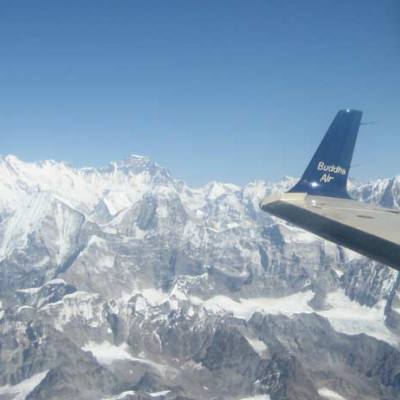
[289,109,362,199]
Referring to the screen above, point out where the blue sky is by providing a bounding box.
[0,0,399,185]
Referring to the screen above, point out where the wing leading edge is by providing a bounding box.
[260,110,400,271]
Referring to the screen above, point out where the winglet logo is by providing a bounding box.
[317,161,346,183]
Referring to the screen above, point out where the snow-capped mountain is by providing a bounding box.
[0,155,399,400]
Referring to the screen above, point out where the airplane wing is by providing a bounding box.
[260,109,400,271]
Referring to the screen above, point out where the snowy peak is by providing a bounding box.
[0,155,177,216]
[98,154,169,178]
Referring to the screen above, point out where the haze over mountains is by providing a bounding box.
[0,154,399,400]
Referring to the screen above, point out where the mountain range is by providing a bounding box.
[0,154,399,400]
